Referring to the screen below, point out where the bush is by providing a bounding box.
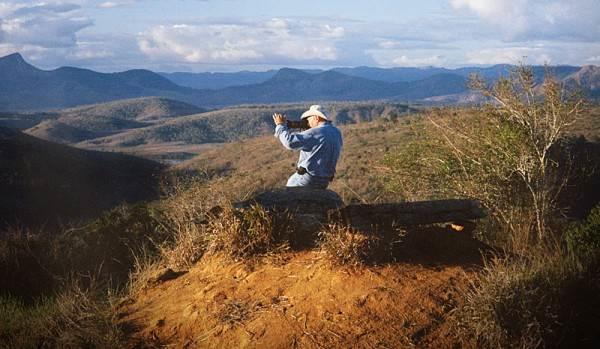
[0,203,167,302]
[565,205,600,258]
[384,66,586,249]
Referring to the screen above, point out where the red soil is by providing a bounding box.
[121,228,485,349]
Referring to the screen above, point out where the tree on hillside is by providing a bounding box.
[468,66,585,240]
[384,65,586,247]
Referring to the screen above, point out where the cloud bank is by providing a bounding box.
[137,18,345,65]
[0,0,597,71]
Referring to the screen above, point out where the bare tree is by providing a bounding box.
[468,65,585,240]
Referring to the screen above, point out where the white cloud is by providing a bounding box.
[138,18,344,64]
[97,1,134,9]
[367,43,450,67]
[0,1,92,48]
[451,0,528,37]
[450,0,600,42]
[391,55,446,67]
[586,56,600,63]
[465,47,552,65]
[98,2,120,8]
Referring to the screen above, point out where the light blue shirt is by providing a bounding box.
[274,122,343,178]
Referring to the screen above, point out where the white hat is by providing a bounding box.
[301,105,328,120]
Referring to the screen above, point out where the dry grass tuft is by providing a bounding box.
[318,224,383,266]
[456,246,600,348]
[0,278,125,349]
[158,223,207,270]
[126,245,164,298]
[41,279,124,348]
[207,204,295,259]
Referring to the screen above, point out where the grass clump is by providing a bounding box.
[0,280,124,349]
[318,224,384,266]
[458,246,600,348]
[382,66,598,347]
[207,204,295,259]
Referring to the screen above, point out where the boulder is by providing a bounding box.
[237,187,344,215]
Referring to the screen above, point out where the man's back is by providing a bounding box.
[295,123,342,178]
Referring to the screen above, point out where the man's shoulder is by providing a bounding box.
[324,123,342,135]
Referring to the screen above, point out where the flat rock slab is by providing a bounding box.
[237,187,344,215]
[329,199,486,230]
[234,189,486,236]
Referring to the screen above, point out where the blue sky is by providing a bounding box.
[1,0,599,72]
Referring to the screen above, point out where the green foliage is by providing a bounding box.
[565,205,600,258]
[383,109,531,245]
[458,247,600,349]
[384,66,586,248]
[0,296,55,348]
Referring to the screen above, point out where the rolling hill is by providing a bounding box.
[563,65,600,99]
[0,53,465,111]
[188,68,468,107]
[159,70,279,90]
[74,102,415,161]
[23,97,205,144]
[0,127,164,228]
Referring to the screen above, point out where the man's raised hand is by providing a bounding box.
[272,113,286,126]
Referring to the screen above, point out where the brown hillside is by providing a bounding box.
[175,117,412,203]
[24,97,205,144]
[74,102,413,163]
[174,104,600,203]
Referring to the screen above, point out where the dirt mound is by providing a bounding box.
[120,226,488,348]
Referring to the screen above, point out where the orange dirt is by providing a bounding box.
[121,229,485,348]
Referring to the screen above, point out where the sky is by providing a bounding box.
[0,0,599,72]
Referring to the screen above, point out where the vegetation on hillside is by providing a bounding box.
[383,65,599,347]
[1,67,599,347]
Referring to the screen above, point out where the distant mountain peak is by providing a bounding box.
[0,52,40,78]
[0,52,35,69]
[0,52,25,62]
[271,68,311,81]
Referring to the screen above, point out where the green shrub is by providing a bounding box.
[0,296,55,348]
[565,205,600,258]
[384,66,586,249]
[0,203,166,301]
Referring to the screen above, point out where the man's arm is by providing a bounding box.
[272,113,313,150]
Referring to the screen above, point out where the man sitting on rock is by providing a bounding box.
[272,105,343,189]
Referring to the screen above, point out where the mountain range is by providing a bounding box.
[0,52,597,113]
[162,64,581,89]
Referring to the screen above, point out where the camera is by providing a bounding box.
[286,119,309,130]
